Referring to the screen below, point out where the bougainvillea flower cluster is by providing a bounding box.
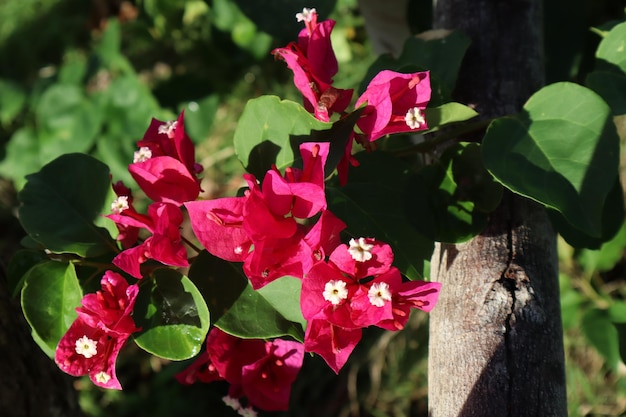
[52,7,441,413]
[55,271,140,389]
[176,328,304,412]
[301,238,441,372]
[186,142,346,289]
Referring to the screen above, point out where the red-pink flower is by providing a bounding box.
[129,111,202,205]
[178,328,304,412]
[303,318,361,374]
[272,9,353,121]
[55,271,140,390]
[186,143,344,288]
[355,70,431,142]
[108,202,189,278]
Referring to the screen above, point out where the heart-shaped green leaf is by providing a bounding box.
[133,269,210,360]
[21,261,82,357]
[483,82,619,239]
[18,153,117,257]
[215,277,306,341]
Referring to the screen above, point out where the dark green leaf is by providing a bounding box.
[577,221,626,272]
[133,269,210,360]
[232,0,337,42]
[0,127,41,189]
[548,176,624,249]
[0,78,26,125]
[21,261,82,357]
[483,82,619,239]
[327,152,433,280]
[586,71,626,115]
[407,143,502,243]
[360,30,470,105]
[7,249,48,297]
[18,153,116,257]
[181,94,220,144]
[187,250,248,325]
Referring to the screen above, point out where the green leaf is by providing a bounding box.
[233,96,328,177]
[7,249,48,297]
[256,276,306,329]
[577,221,626,272]
[586,71,626,115]
[595,21,626,74]
[181,94,220,144]
[21,261,82,357]
[0,78,26,125]
[0,127,41,189]
[423,102,478,132]
[406,143,502,243]
[18,153,116,257]
[215,280,305,341]
[483,82,619,239]
[548,174,624,249]
[35,84,102,162]
[581,308,621,370]
[187,250,248,325]
[133,269,210,361]
[327,152,433,280]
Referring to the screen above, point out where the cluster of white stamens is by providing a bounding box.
[75,336,98,358]
[405,107,425,129]
[158,120,178,138]
[323,280,349,305]
[368,282,392,307]
[110,195,129,214]
[348,237,374,262]
[296,7,316,22]
[133,146,152,163]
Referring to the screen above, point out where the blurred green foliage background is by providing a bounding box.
[0,0,625,416]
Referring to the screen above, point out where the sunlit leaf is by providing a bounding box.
[21,261,82,357]
[133,269,210,360]
[483,82,619,240]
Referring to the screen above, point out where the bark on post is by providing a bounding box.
[428,0,568,415]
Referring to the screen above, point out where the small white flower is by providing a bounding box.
[368,282,392,307]
[158,120,178,138]
[234,246,244,255]
[348,237,374,262]
[75,336,98,358]
[238,407,258,417]
[405,107,425,129]
[133,146,152,163]
[110,195,129,214]
[222,395,241,410]
[95,371,111,384]
[296,7,316,22]
[323,280,349,305]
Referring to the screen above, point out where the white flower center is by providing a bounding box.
[348,237,374,262]
[75,336,98,358]
[95,371,111,384]
[111,195,129,214]
[158,120,178,138]
[233,246,243,255]
[296,7,316,22]
[405,107,425,129]
[323,280,349,305]
[133,146,152,163]
[368,282,392,307]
